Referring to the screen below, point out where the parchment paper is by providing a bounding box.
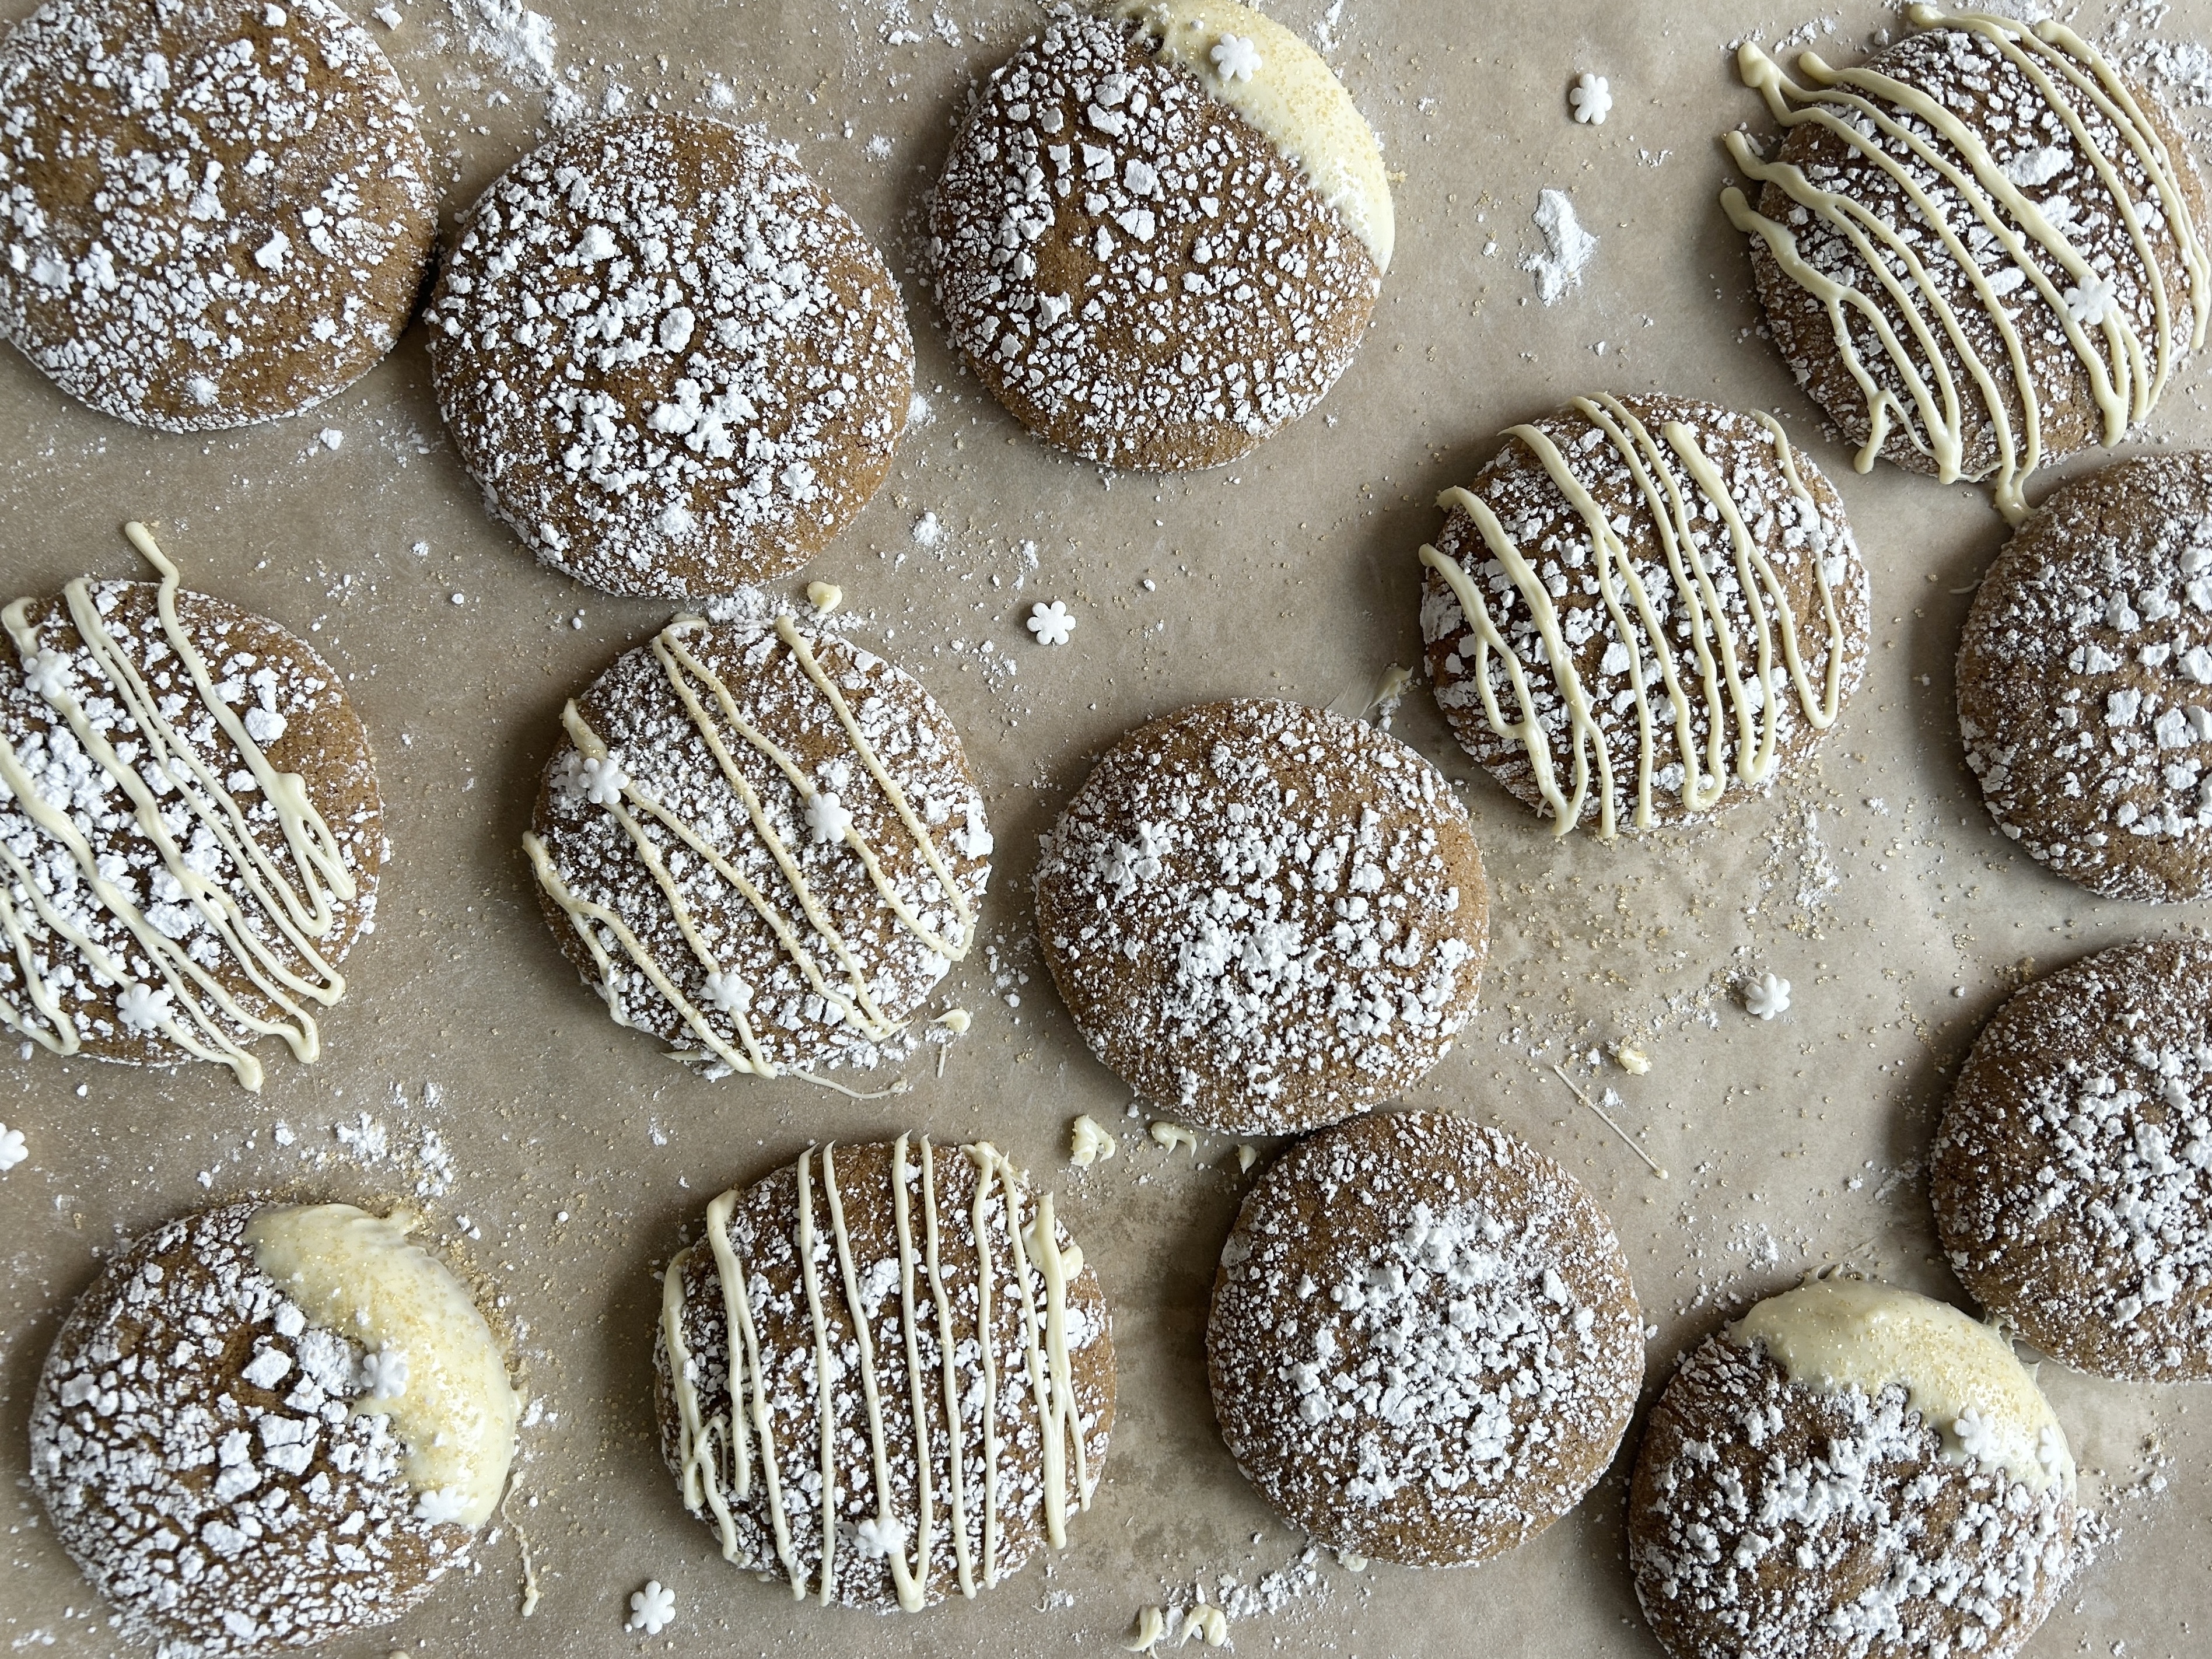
[3,1,2209,1654]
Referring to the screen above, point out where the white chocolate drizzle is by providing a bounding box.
[1723,8,2210,523]
[523,615,978,1082]
[659,1137,1096,1608]
[0,523,359,1090]
[1419,397,1847,839]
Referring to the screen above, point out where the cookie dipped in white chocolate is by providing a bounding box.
[1732,1279,2073,1493]
[246,1203,520,1526]
[1109,0,1393,270]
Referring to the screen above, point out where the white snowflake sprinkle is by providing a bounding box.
[116,982,174,1034]
[1210,33,1262,82]
[414,1486,469,1525]
[581,755,628,807]
[1027,600,1075,646]
[23,649,72,701]
[358,1345,409,1398]
[1570,72,1612,124]
[627,1580,676,1635]
[855,1514,909,1559]
[702,972,753,1016]
[806,790,852,845]
[1743,972,1791,1020]
[1952,1404,1995,1463]
[2064,274,2115,327]
[0,1123,24,1172]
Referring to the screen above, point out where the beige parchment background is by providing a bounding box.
[4,0,2210,1654]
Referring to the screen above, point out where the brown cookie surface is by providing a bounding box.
[1934,937,2212,1380]
[1206,1112,1643,1566]
[1630,1313,2076,1659]
[0,0,435,430]
[1726,15,2210,522]
[28,1203,486,1656]
[654,1136,1115,1609]
[931,9,1380,470]
[1033,698,1488,1136]
[1419,393,1870,838]
[0,539,383,1090]
[1958,453,2212,901]
[526,615,989,1082]
[429,113,912,598]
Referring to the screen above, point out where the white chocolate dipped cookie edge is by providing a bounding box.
[246,1203,520,1527]
[1109,0,1394,271]
[1731,1279,2074,1494]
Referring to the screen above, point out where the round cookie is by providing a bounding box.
[654,1135,1114,1609]
[1419,392,1870,838]
[1630,1280,2077,1659]
[1206,1111,1643,1566]
[524,614,989,1083]
[0,0,436,430]
[932,0,1390,470]
[429,113,913,598]
[1723,12,2210,522]
[1934,937,2212,1380]
[1959,453,2212,901]
[0,525,383,1091]
[1033,698,1488,1137]
[30,1200,520,1656]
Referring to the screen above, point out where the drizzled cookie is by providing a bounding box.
[525,615,989,1085]
[654,1136,1113,1609]
[0,524,382,1090]
[1419,393,1870,838]
[1724,8,2210,521]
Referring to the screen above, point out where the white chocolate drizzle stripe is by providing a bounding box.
[1420,397,1845,839]
[526,617,978,1082]
[658,1141,1092,1607]
[1723,10,2208,522]
[0,524,358,1089]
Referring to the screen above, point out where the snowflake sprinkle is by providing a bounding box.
[1210,33,1262,82]
[805,790,852,845]
[2064,274,2115,327]
[1569,72,1612,124]
[1743,972,1791,1020]
[358,1345,410,1398]
[1952,1404,1995,1463]
[855,1514,910,1559]
[116,982,174,1033]
[627,1580,676,1635]
[702,971,753,1015]
[1027,600,1075,647]
[414,1486,470,1525]
[22,649,72,700]
[0,1123,24,1172]
[581,754,629,807]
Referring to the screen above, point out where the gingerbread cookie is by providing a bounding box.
[430,113,913,598]
[932,1,1389,470]
[0,524,383,1091]
[1935,937,2212,1380]
[1419,393,1870,838]
[1959,453,2212,901]
[1630,1279,2077,1659]
[1034,698,1488,1137]
[524,614,989,1083]
[1724,10,2210,522]
[0,0,435,430]
[30,1200,519,1656]
[1207,1112,1642,1566]
[655,1135,1114,1608]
